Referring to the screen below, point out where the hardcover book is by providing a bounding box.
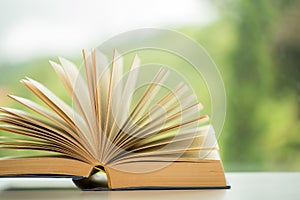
[0,49,229,190]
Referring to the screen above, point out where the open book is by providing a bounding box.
[0,49,228,190]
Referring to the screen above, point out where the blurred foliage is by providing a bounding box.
[179,0,300,171]
[220,0,300,171]
[0,0,299,171]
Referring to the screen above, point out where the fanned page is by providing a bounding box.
[0,49,220,173]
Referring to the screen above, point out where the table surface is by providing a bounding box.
[0,172,299,200]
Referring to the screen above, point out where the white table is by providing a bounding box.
[0,173,299,200]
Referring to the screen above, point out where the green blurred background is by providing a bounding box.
[0,0,299,171]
